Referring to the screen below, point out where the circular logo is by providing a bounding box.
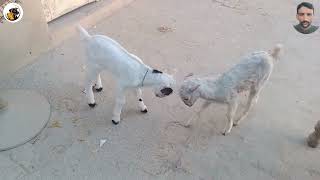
[2,3,23,23]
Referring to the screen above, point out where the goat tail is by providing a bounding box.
[271,44,283,60]
[76,24,91,41]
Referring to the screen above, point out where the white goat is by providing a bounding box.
[179,44,283,135]
[77,25,175,125]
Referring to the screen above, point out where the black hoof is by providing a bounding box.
[95,87,103,92]
[233,123,238,127]
[112,120,119,125]
[141,109,148,113]
[222,132,226,136]
[88,103,96,108]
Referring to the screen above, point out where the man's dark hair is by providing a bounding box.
[297,2,314,14]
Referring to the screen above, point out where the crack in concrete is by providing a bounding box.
[159,152,191,175]
[142,153,191,177]
[212,0,241,10]
[8,153,31,175]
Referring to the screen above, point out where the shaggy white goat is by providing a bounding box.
[179,44,283,135]
[77,25,175,125]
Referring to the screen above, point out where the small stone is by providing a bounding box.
[157,26,175,33]
[49,120,62,128]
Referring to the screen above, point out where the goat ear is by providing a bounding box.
[184,73,194,80]
[190,84,200,93]
[152,69,163,74]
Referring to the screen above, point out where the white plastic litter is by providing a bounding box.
[99,139,107,147]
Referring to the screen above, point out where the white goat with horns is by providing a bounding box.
[179,44,283,135]
[77,25,175,125]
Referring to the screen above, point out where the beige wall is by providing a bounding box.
[41,0,97,22]
[0,0,49,80]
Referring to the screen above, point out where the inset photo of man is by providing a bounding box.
[294,2,319,34]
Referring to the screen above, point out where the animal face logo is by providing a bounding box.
[2,3,23,23]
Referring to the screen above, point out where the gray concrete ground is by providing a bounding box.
[1,0,320,179]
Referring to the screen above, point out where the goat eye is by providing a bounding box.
[183,98,189,101]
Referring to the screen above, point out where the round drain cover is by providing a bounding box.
[0,90,51,151]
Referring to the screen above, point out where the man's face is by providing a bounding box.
[297,6,314,28]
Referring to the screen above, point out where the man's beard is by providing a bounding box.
[300,21,311,28]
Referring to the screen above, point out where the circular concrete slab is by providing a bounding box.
[0,90,51,151]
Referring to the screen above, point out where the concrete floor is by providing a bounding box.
[1,0,320,179]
